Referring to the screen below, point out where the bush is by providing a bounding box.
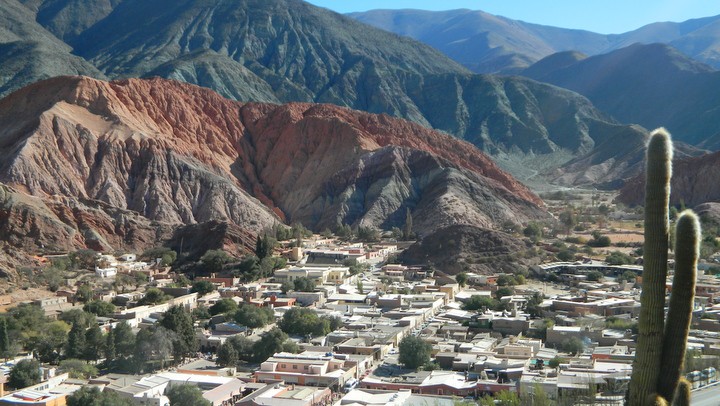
[605,251,634,266]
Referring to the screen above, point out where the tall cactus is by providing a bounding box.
[628,128,700,405]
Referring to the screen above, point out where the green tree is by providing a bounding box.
[251,328,288,363]
[216,341,238,367]
[559,210,577,236]
[209,298,238,316]
[34,320,70,363]
[67,386,134,406]
[357,226,381,242]
[227,335,254,361]
[523,223,542,241]
[403,208,413,240]
[0,318,10,360]
[105,327,116,363]
[191,281,216,297]
[456,272,468,287]
[586,270,604,282]
[160,306,197,361]
[138,288,171,305]
[255,234,273,260]
[135,326,176,371]
[232,305,274,328]
[66,322,87,360]
[162,309,195,358]
[141,247,177,266]
[9,359,41,389]
[605,251,634,265]
[282,340,300,353]
[200,250,232,274]
[113,321,135,358]
[561,337,585,355]
[621,270,639,283]
[69,249,98,270]
[278,307,334,337]
[59,359,98,379]
[83,301,116,317]
[495,287,513,300]
[398,335,431,369]
[83,324,104,361]
[74,284,94,303]
[165,384,211,406]
[462,296,497,311]
[293,277,316,292]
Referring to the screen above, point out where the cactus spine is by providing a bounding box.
[627,128,700,405]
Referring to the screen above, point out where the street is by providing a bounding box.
[692,384,720,406]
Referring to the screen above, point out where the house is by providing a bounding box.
[255,352,357,389]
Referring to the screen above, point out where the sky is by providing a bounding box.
[304,0,720,34]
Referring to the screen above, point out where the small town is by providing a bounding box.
[0,190,718,406]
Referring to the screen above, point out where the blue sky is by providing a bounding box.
[305,0,720,34]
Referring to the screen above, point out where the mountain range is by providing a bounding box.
[349,8,720,73]
[0,0,667,188]
[0,76,547,276]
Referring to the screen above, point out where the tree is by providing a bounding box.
[191,281,216,296]
[252,328,288,363]
[200,249,232,273]
[586,270,604,282]
[209,298,238,316]
[113,322,135,358]
[67,386,134,406]
[456,272,468,287]
[523,223,542,241]
[232,305,274,328]
[496,274,517,286]
[135,326,176,371]
[357,226,380,242]
[105,327,116,363]
[66,322,87,360]
[559,210,577,236]
[278,307,333,337]
[138,288,171,305]
[495,287,513,300]
[293,277,315,292]
[525,292,545,318]
[160,306,197,361]
[165,384,211,406]
[561,337,585,355]
[462,295,497,311]
[216,342,238,367]
[621,270,639,283]
[403,208,413,240]
[398,335,431,369]
[605,251,634,266]
[0,318,10,360]
[282,340,300,353]
[280,280,294,294]
[227,336,254,361]
[69,249,98,270]
[141,247,177,266]
[59,359,98,379]
[74,284,94,303]
[83,324,104,361]
[255,234,273,260]
[336,223,353,240]
[83,300,116,317]
[35,320,70,363]
[9,359,41,389]
[587,231,611,247]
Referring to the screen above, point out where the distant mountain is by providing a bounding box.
[348,9,720,73]
[522,43,720,148]
[0,0,104,96]
[0,0,682,189]
[618,149,720,208]
[0,76,548,276]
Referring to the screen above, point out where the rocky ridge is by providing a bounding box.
[0,76,548,276]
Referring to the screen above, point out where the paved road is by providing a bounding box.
[692,384,720,406]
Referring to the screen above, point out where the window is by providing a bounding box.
[293,365,298,369]
[304,365,309,370]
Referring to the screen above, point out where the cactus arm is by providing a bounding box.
[658,211,699,402]
[647,394,669,406]
[672,378,691,406]
[630,128,673,405]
